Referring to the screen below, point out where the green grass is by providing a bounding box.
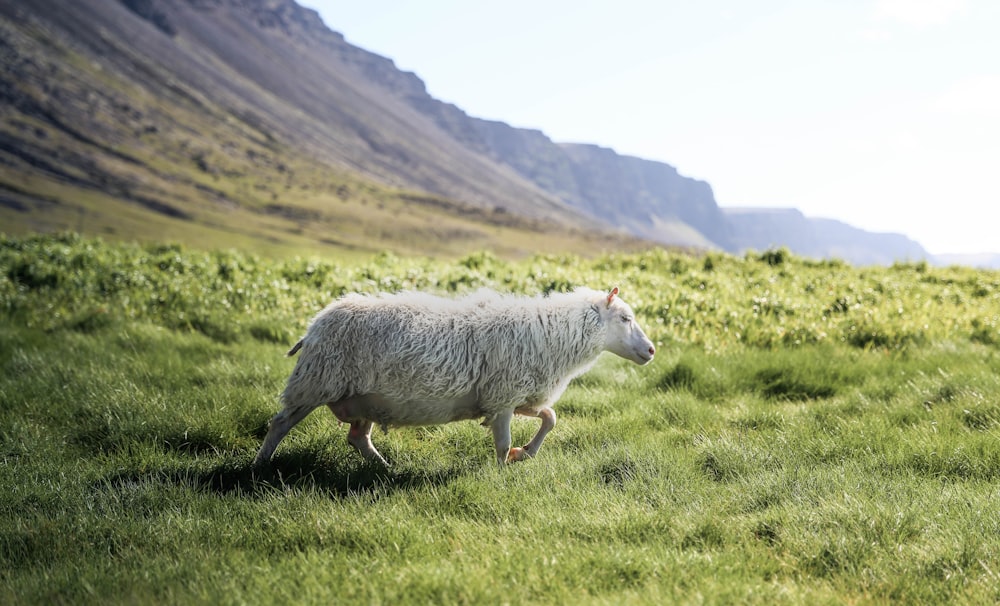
[2,234,1000,604]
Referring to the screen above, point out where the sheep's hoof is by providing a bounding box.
[506,447,530,462]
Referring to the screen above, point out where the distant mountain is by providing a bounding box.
[933,253,1000,269]
[0,0,933,263]
[724,208,928,266]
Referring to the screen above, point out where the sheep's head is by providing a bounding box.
[599,287,655,365]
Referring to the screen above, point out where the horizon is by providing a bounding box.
[301,0,1000,256]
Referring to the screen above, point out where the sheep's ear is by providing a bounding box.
[606,286,619,308]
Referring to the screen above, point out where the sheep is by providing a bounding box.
[253,286,655,467]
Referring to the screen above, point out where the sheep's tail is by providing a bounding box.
[287,339,304,357]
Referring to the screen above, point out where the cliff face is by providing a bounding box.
[399,89,732,249]
[558,144,732,249]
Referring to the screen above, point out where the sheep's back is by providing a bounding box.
[303,298,487,401]
[296,291,602,409]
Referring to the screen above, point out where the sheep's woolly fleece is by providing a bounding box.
[282,288,611,427]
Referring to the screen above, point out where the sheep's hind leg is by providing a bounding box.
[253,403,319,467]
[346,420,388,466]
[508,407,557,461]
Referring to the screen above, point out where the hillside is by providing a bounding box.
[397,98,734,250]
[0,0,639,258]
[0,0,928,263]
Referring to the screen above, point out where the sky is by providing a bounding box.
[300,0,1000,255]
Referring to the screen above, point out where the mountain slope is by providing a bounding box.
[394,84,733,249]
[0,0,645,257]
[0,0,930,263]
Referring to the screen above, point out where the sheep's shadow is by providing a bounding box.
[99,449,469,501]
[80,408,478,499]
[211,452,467,498]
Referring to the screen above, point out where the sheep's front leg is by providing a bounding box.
[489,409,514,465]
[346,420,388,466]
[508,406,557,461]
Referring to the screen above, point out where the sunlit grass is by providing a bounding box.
[2,234,1000,604]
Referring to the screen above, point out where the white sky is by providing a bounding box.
[300,0,1000,255]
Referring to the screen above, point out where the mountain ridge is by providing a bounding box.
[0,0,933,264]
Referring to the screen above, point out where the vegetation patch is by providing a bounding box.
[2,234,1000,604]
[753,367,837,401]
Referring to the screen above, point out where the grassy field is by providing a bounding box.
[2,233,1000,604]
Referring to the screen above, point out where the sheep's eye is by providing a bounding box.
[621,314,631,323]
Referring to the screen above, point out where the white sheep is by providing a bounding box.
[253,286,655,466]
